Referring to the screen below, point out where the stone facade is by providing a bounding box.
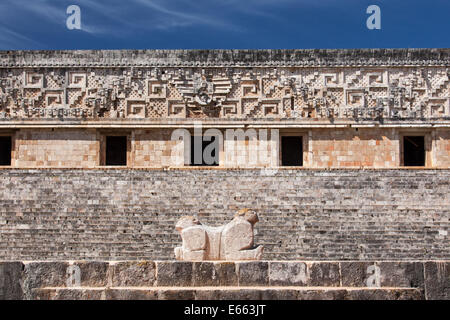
[0,49,448,299]
[0,49,448,168]
[13,129,99,167]
[0,127,448,168]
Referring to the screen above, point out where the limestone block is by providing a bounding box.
[158,289,195,300]
[260,289,299,300]
[23,262,69,299]
[378,262,424,288]
[110,261,156,287]
[0,262,24,300]
[346,288,424,300]
[296,289,348,300]
[269,262,308,286]
[340,262,424,288]
[340,262,375,287]
[175,209,263,261]
[307,262,340,287]
[203,289,261,300]
[33,288,104,300]
[193,289,223,300]
[424,262,450,300]
[238,261,269,286]
[156,261,193,287]
[191,262,238,286]
[73,261,109,287]
[105,289,158,300]
[213,262,239,286]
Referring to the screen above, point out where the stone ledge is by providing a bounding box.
[0,167,450,171]
[1,49,449,68]
[0,119,449,127]
[1,261,448,300]
[31,287,425,300]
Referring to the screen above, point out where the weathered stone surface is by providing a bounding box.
[156,261,193,287]
[307,262,340,287]
[1,260,446,300]
[175,209,263,261]
[346,289,424,300]
[340,262,374,287]
[207,289,261,300]
[33,288,104,300]
[110,261,156,287]
[424,261,450,300]
[194,289,222,300]
[297,289,348,300]
[30,287,425,300]
[191,262,216,286]
[260,289,299,300]
[105,289,158,300]
[192,262,239,287]
[23,262,69,299]
[31,288,55,300]
[378,262,424,288]
[269,262,308,286]
[4,49,448,68]
[55,288,104,300]
[0,169,449,261]
[158,289,195,300]
[0,262,23,300]
[213,262,239,286]
[74,261,109,287]
[340,262,424,288]
[238,262,269,286]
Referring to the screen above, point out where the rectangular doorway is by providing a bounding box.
[0,136,12,166]
[105,136,127,166]
[403,136,425,166]
[281,136,303,166]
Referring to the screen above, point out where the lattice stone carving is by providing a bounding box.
[0,63,448,121]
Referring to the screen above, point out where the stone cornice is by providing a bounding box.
[0,119,449,129]
[0,49,449,68]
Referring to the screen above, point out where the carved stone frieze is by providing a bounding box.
[0,50,448,122]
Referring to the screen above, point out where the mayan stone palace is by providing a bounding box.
[0,49,449,300]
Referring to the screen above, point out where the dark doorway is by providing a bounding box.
[281,136,303,166]
[105,136,127,166]
[0,136,11,166]
[190,136,219,166]
[403,136,425,166]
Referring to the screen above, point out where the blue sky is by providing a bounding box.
[0,0,449,50]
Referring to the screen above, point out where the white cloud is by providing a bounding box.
[0,25,44,49]
[0,0,343,44]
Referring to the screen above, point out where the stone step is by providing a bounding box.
[20,260,433,288]
[32,287,425,300]
[2,260,449,300]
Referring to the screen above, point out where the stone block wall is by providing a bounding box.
[310,128,399,168]
[0,168,448,261]
[3,127,450,168]
[223,129,279,167]
[433,129,450,167]
[133,129,183,167]
[14,129,99,168]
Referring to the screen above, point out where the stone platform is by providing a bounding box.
[1,261,448,300]
[1,169,450,262]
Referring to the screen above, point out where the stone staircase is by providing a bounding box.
[1,261,449,300]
